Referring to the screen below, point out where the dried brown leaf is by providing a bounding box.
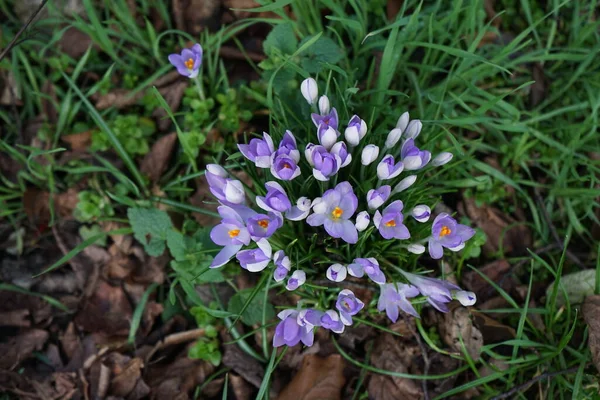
[0,309,30,327]
[0,328,49,369]
[59,26,93,59]
[140,132,178,182]
[172,0,220,33]
[61,131,92,151]
[222,339,265,388]
[439,304,483,360]
[75,280,133,335]
[153,81,188,130]
[386,0,403,21]
[462,259,516,302]
[109,358,144,397]
[96,89,145,110]
[277,354,346,400]
[471,310,516,343]
[583,295,600,373]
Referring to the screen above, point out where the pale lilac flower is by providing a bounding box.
[347,257,386,284]
[385,128,403,149]
[236,239,272,272]
[377,155,404,180]
[273,250,291,282]
[392,175,417,194]
[355,211,370,232]
[318,95,330,115]
[373,200,410,240]
[301,78,318,105]
[320,310,344,333]
[326,264,347,282]
[361,145,379,166]
[318,126,338,150]
[311,107,338,131]
[286,270,306,291]
[210,206,251,268]
[275,130,300,162]
[311,145,341,181]
[428,213,475,259]
[455,290,477,306]
[271,154,301,181]
[404,119,422,140]
[330,142,352,168]
[377,283,420,321]
[400,270,476,312]
[306,181,358,243]
[237,132,275,168]
[401,139,431,170]
[285,197,312,221]
[297,309,323,329]
[168,43,202,78]
[432,152,453,166]
[206,164,246,205]
[411,205,431,223]
[367,186,391,210]
[256,181,292,214]
[396,111,410,131]
[336,289,364,326]
[407,243,426,254]
[273,309,314,347]
[344,115,367,146]
[305,143,317,166]
[247,213,282,240]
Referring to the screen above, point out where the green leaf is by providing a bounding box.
[227,288,275,326]
[263,23,297,56]
[300,35,343,73]
[127,207,173,256]
[166,229,189,261]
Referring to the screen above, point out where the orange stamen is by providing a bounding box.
[331,207,343,219]
[385,220,396,227]
[440,226,452,237]
[228,229,240,238]
[258,219,269,229]
[184,58,194,69]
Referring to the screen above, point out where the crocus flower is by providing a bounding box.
[285,197,312,221]
[404,119,422,140]
[286,270,306,291]
[361,145,379,166]
[336,289,364,326]
[407,243,426,254]
[411,205,431,223]
[238,132,275,168]
[297,309,323,329]
[400,270,476,312]
[236,239,272,272]
[367,186,391,210]
[377,283,420,321]
[247,213,282,240]
[256,181,292,214]
[317,126,339,150]
[301,78,318,105]
[330,142,352,168]
[210,206,251,268]
[168,43,203,78]
[306,181,358,243]
[432,152,453,166]
[273,250,291,282]
[344,115,367,146]
[320,310,344,333]
[355,211,370,231]
[401,139,431,170]
[318,95,330,115]
[311,107,338,131]
[373,200,410,240]
[385,128,403,149]
[311,145,341,181]
[392,175,417,194]
[275,130,300,162]
[396,111,410,131]
[271,154,301,181]
[206,164,246,205]
[377,155,404,180]
[347,258,386,284]
[326,264,347,282]
[273,309,314,347]
[428,213,475,259]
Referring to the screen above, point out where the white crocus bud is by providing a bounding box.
[411,205,431,223]
[344,116,367,147]
[407,243,426,254]
[224,180,245,204]
[355,211,370,231]
[318,95,330,115]
[392,175,417,194]
[286,270,306,291]
[385,128,403,149]
[326,264,347,282]
[396,111,410,131]
[432,152,453,166]
[300,78,318,105]
[312,197,326,214]
[207,163,227,178]
[361,145,380,166]
[320,126,338,150]
[455,290,476,306]
[404,119,422,139]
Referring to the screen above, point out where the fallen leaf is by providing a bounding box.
[75,280,133,335]
[471,310,515,343]
[0,309,30,327]
[95,88,146,110]
[546,269,596,307]
[140,132,178,183]
[462,259,516,302]
[172,0,220,33]
[0,328,49,369]
[59,26,92,59]
[222,337,265,388]
[277,354,346,400]
[0,70,22,105]
[583,295,600,373]
[230,373,254,400]
[386,0,402,21]
[61,131,92,151]
[439,303,483,360]
[152,81,188,131]
[530,63,547,108]
[109,358,144,397]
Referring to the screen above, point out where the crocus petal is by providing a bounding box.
[428,239,444,259]
[211,245,242,268]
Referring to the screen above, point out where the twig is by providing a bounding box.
[145,328,206,363]
[0,0,49,62]
[490,366,579,400]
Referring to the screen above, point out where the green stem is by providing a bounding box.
[194,74,205,100]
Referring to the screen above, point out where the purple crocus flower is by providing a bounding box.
[335,289,364,326]
[275,130,300,162]
[168,43,203,78]
[330,142,352,168]
[377,283,420,321]
[326,263,347,282]
[271,154,301,181]
[238,132,275,168]
[306,181,358,243]
[311,145,341,181]
[256,181,292,214]
[273,309,314,347]
[377,155,404,180]
[236,239,272,272]
[286,270,306,291]
[285,197,312,221]
[401,139,431,170]
[206,164,246,205]
[355,211,370,232]
[428,213,475,259]
[320,310,344,333]
[210,206,252,268]
[312,107,339,131]
[400,270,476,313]
[297,309,323,329]
[247,213,282,240]
[344,115,367,147]
[347,258,386,284]
[373,200,410,240]
[317,126,339,150]
[411,205,431,223]
[366,186,391,210]
[273,250,291,282]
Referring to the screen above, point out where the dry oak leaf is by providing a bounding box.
[61,131,92,151]
[140,132,178,183]
[0,328,49,369]
[277,354,346,400]
[439,303,483,360]
[582,295,600,373]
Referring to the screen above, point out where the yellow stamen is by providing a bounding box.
[385,220,396,227]
[184,58,194,70]
[440,226,451,237]
[228,229,240,238]
[283,163,291,169]
[331,206,343,220]
[258,219,269,229]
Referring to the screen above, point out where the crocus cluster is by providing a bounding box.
[204,76,477,348]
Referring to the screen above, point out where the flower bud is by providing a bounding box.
[206,163,227,178]
[404,119,422,139]
[318,95,330,115]
[300,78,318,105]
[396,111,410,131]
[392,175,417,194]
[432,152,453,166]
[411,205,431,223]
[385,128,403,149]
[361,145,379,166]
[344,115,367,147]
[224,180,245,204]
[355,211,370,231]
[286,270,306,291]
[326,264,347,282]
[407,243,426,254]
[319,126,338,150]
[455,290,476,306]
[304,143,316,166]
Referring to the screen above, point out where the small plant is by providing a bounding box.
[73,190,114,222]
[91,114,156,156]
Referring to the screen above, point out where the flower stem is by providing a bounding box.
[193,75,205,100]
